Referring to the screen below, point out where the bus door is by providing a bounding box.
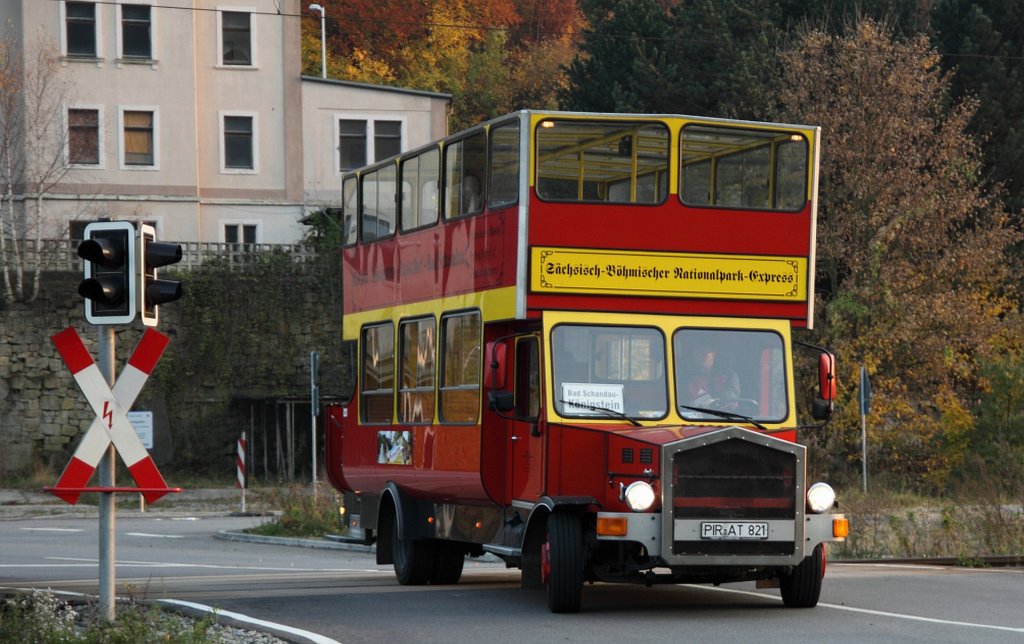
[509,335,544,501]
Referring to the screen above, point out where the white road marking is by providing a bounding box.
[125,532,183,538]
[831,562,1024,575]
[690,584,1024,634]
[19,527,83,533]
[0,564,99,568]
[37,556,387,573]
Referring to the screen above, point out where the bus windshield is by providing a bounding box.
[675,328,788,423]
[552,324,668,420]
[551,324,790,424]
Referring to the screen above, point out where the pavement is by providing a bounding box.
[0,486,370,644]
[0,486,374,552]
[0,486,257,519]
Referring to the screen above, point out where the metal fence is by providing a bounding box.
[14,239,318,272]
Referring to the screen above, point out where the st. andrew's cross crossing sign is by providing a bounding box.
[46,326,178,504]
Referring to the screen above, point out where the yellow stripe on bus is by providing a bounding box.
[342,285,519,339]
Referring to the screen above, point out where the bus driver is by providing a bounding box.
[685,343,740,406]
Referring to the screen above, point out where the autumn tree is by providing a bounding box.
[771,19,1020,490]
[503,0,585,114]
[303,0,582,128]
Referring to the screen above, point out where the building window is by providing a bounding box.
[222,114,255,171]
[122,110,155,166]
[375,121,402,161]
[66,2,97,58]
[337,118,404,172]
[68,108,100,165]
[221,11,252,66]
[121,4,152,59]
[224,223,257,246]
[338,120,367,171]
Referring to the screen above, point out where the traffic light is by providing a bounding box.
[138,224,183,326]
[78,221,136,325]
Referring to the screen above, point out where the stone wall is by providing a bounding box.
[0,258,346,478]
[1,271,100,475]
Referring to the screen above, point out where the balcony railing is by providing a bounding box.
[14,239,319,272]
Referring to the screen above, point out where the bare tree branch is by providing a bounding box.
[0,26,74,303]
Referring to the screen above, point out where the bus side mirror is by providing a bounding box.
[488,390,514,412]
[812,352,836,421]
[818,352,836,401]
[485,340,515,413]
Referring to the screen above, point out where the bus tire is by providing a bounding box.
[545,512,584,613]
[431,541,465,585]
[393,526,433,585]
[780,544,823,607]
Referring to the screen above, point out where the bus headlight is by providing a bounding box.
[807,482,836,513]
[623,481,656,512]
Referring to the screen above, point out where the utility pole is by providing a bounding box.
[309,4,327,79]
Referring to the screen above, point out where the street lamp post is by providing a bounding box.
[309,3,326,79]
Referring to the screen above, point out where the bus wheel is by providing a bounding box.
[392,526,433,585]
[544,512,584,613]
[431,541,465,584]
[780,544,824,607]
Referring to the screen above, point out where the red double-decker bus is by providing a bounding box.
[325,110,848,613]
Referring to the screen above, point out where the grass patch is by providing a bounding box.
[245,485,344,538]
[0,462,60,490]
[241,483,1023,561]
[832,487,1024,560]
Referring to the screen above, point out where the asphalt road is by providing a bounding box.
[1,510,1022,644]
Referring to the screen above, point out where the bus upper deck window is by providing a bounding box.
[488,120,520,209]
[444,131,486,219]
[535,120,668,205]
[400,148,439,232]
[361,164,397,243]
[680,124,809,211]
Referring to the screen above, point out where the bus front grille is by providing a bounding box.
[669,433,798,556]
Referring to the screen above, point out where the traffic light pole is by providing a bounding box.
[97,326,116,622]
[63,219,185,622]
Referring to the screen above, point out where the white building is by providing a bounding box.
[0,0,450,245]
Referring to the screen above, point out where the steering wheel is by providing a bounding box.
[711,397,761,416]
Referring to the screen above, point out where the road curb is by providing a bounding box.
[215,530,374,553]
[158,598,341,644]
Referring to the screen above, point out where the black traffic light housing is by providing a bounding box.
[78,221,136,325]
[138,224,183,326]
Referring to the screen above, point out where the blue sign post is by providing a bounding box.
[859,366,871,492]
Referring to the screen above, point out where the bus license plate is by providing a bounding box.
[700,521,769,540]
